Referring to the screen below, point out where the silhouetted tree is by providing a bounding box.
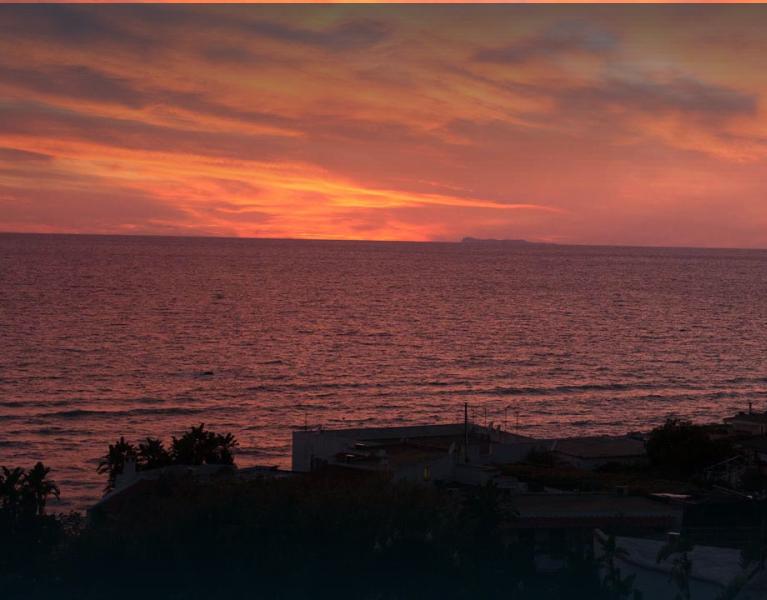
[1,463,65,581]
[137,437,171,470]
[97,427,238,490]
[98,436,138,491]
[22,462,60,517]
[1,466,26,517]
[646,418,733,477]
[656,534,693,600]
[460,482,506,555]
[598,533,637,599]
[171,423,237,466]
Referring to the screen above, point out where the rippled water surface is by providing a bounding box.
[2,233,767,508]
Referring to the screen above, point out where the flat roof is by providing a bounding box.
[337,441,451,468]
[725,412,767,424]
[296,423,531,443]
[551,436,646,459]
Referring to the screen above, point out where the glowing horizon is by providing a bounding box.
[2,4,767,247]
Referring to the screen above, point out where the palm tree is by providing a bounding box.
[171,423,238,466]
[171,424,207,465]
[98,437,138,491]
[598,533,637,598]
[657,534,694,600]
[670,553,693,600]
[209,431,237,465]
[22,462,60,517]
[0,466,26,515]
[137,437,171,470]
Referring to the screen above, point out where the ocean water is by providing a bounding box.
[2,233,767,509]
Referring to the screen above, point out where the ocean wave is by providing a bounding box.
[241,378,713,398]
[20,405,227,421]
[0,396,165,408]
[0,398,82,408]
[0,440,31,448]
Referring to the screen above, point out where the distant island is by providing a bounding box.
[461,237,556,246]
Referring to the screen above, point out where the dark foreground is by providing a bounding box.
[6,418,767,598]
[3,472,617,600]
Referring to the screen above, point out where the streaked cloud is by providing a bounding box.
[242,17,392,51]
[0,64,147,108]
[563,73,757,118]
[474,20,618,64]
[0,147,53,163]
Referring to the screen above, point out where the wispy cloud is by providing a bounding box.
[474,20,617,64]
[562,73,757,118]
[0,64,148,108]
[0,147,53,163]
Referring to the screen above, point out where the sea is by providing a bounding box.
[2,233,767,510]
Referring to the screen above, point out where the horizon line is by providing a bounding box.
[2,230,767,253]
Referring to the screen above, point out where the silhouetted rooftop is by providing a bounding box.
[725,411,767,424]
[550,435,646,459]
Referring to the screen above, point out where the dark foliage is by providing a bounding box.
[170,423,237,466]
[137,437,172,470]
[1,462,60,519]
[646,418,734,477]
[0,462,64,578]
[97,424,237,491]
[598,533,636,599]
[97,436,138,491]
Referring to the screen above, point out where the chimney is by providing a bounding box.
[115,457,137,490]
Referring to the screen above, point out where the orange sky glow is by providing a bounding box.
[1,4,766,246]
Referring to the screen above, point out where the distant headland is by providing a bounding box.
[460,237,557,246]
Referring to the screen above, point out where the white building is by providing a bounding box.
[549,435,647,470]
[593,529,757,600]
[291,422,533,484]
[724,411,767,436]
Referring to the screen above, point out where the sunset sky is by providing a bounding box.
[1,4,766,247]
